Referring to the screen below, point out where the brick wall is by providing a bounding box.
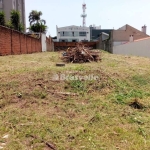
[54,42,97,51]
[0,25,42,56]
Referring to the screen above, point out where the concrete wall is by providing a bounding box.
[42,34,54,52]
[113,38,150,58]
[96,30,113,52]
[41,33,46,52]
[113,41,128,46]
[0,25,41,56]
[57,25,90,42]
[46,36,54,51]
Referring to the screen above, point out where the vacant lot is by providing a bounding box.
[0,51,150,150]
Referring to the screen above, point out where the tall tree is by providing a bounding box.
[28,10,47,33]
[29,10,46,25]
[0,11,5,26]
[10,10,24,32]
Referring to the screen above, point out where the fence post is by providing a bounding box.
[41,33,46,52]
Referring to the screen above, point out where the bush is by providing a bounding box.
[0,11,5,26]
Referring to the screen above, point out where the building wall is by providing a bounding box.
[57,26,90,42]
[96,30,113,52]
[0,25,41,56]
[0,0,3,11]
[1,0,12,22]
[113,25,149,42]
[17,0,26,30]
[113,41,128,46]
[113,38,150,58]
[1,0,26,31]
[90,28,112,41]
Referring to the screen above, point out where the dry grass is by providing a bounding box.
[0,51,150,150]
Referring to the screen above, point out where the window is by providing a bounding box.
[60,32,64,36]
[68,39,72,42]
[60,31,73,37]
[64,32,72,36]
[74,32,79,37]
[72,40,77,42]
[60,31,80,37]
[79,32,86,36]
[59,39,68,42]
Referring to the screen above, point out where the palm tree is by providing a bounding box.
[0,11,5,26]
[10,10,24,31]
[29,10,46,25]
[29,23,47,33]
[28,10,47,33]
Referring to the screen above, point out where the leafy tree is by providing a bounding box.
[28,10,47,33]
[0,11,5,26]
[29,10,46,25]
[29,23,47,33]
[10,10,24,32]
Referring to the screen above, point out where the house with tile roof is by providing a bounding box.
[97,24,149,53]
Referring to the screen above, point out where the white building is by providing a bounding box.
[56,25,90,42]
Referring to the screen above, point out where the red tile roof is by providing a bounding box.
[134,37,150,42]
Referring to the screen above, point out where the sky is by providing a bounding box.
[25,0,150,37]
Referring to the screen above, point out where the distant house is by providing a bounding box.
[56,25,90,42]
[97,24,149,53]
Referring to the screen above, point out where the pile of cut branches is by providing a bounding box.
[61,43,100,63]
